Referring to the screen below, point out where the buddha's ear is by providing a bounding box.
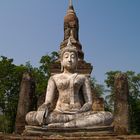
[74,61,77,72]
[61,62,64,72]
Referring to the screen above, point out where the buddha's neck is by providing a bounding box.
[63,69,75,74]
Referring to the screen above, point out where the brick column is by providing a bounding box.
[15,72,35,134]
[113,73,130,134]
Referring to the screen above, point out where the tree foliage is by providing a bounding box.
[0,52,58,133]
[90,77,105,98]
[35,51,58,96]
[39,51,59,78]
[0,56,28,132]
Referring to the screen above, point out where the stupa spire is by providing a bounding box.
[60,0,85,60]
[51,0,93,75]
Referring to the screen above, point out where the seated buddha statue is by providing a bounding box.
[26,38,113,128]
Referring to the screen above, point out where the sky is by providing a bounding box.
[0,0,140,84]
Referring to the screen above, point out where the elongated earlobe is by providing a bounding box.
[75,61,78,72]
[61,63,64,72]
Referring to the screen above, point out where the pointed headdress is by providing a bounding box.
[60,31,78,60]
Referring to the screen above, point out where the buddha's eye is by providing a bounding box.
[64,53,69,58]
[70,52,76,58]
[71,54,75,58]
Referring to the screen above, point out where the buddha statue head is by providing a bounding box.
[60,37,78,72]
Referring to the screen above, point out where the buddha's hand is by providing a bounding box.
[38,103,51,111]
[36,103,51,125]
[79,103,92,113]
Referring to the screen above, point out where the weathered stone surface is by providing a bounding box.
[113,73,130,134]
[92,98,105,111]
[64,4,79,41]
[61,2,84,61]
[23,125,114,137]
[1,133,140,140]
[15,72,35,134]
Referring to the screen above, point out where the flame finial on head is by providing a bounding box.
[67,30,76,47]
[69,0,73,7]
[68,0,74,10]
[67,36,72,47]
[60,35,77,60]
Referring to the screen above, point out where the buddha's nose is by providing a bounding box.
[68,56,72,62]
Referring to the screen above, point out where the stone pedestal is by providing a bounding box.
[23,125,114,137]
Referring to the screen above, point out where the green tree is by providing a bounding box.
[90,77,105,98]
[39,51,59,78]
[0,52,58,133]
[34,51,59,97]
[0,56,28,132]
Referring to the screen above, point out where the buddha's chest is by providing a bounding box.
[54,75,84,91]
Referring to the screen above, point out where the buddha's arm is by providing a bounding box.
[45,77,56,105]
[79,76,93,112]
[38,77,56,111]
[35,77,56,125]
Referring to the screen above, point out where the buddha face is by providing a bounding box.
[61,51,77,71]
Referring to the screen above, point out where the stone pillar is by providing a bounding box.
[113,73,130,134]
[15,72,35,134]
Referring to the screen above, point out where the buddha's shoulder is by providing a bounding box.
[51,73,64,80]
[77,74,89,80]
[50,73,89,80]
[76,74,88,77]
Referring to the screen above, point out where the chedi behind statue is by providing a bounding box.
[26,38,113,128]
